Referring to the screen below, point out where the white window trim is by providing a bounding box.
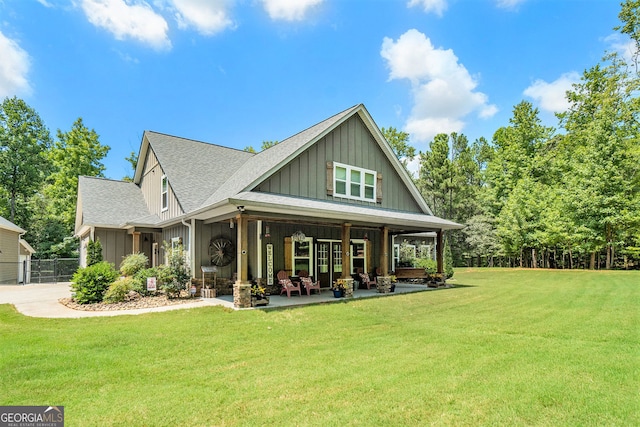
[333,162,377,202]
[161,175,168,212]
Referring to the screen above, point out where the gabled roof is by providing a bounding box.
[77,176,157,230]
[135,132,254,213]
[20,239,35,254]
[198,103,433,215]
[0,216,24,234]
[199,105,360,209]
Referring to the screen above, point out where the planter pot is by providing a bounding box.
[251,296,269,307]
[390,284,396,293]
[332,289,344,298]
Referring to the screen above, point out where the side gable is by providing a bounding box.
[75,176,154,235]
[254,114,423,212]
[135,131,254,217]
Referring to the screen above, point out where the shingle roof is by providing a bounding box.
[145,132,254,213]
[200,104,361,209]
[0,216,24,233]
[78,176,156,227]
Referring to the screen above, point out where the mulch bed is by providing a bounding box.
[59,292,201,311]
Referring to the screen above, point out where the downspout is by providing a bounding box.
[181,218,196,278]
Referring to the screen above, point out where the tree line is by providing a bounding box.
[384,1,640,269]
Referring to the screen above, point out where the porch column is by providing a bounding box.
[380,226,389,276]
[132,232,141,254]
[236,214,249,281]
[436,230,444,274]
[341,223,351,279]
[234,213,251,308]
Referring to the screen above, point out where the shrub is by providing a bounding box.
[444,242,454,279]
[158,243,191,298]
[415,258,437,274]
[71,261,118,304]
[104,277,136,303]
[133,267,160,296]
[86,239,103,266]
[119,252,148,277]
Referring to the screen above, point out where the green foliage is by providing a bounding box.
[86,239,103,266]
[381,126,415,171]
[44,117,109,234]
[415,257,437,274]
[0,96,52,225]
[71,261,118,304]
[103,277,136,304]
[122,151,138,182]
[444,241,454,278]
[119,252,148,277]
[158,243,191,298]
[133,267,160,296]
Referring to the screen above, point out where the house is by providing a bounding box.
[0,216,35,284]
[75,104,462,306]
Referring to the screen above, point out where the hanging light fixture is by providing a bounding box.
[291,230,306,242]
[363,233,369,241]
[264,224,271,238]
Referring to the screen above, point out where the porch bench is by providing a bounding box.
[394,268,445,286]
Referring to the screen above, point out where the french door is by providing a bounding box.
[316,240,342,288]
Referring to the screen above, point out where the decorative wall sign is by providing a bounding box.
[266,244,274,286]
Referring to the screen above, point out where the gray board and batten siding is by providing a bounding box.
[139,144,183,221]
[253,114,422,213]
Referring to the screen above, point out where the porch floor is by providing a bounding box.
[208,282,444,310]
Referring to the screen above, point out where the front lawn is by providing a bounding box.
[1,268,637,426]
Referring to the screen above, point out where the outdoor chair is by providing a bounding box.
[300,276,321,296]
[277,270,301,297]
[359,272,377,290]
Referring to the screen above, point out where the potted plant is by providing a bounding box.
[389,275,397,293]
[331,280,345,298]
[251,283,269,307]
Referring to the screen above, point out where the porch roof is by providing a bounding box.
[227,192,463,232]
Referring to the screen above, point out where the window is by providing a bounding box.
[292,237,313,275]
[161,175,168,211]
[333,162,376,202]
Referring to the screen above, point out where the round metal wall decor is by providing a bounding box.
[209,237,235,267]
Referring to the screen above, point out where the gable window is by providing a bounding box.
[333,162,376,202]
[161,175,168,211]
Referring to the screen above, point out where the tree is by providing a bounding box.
[122,151,138,182]
[44,117,110,234]
[0,97,52,224]
[244,140,279,153]
[381,126,415,171]
[558,57,640,269]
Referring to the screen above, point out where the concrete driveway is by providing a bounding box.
[0,283,230,318]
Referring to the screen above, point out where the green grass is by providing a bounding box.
[1,268,638,426]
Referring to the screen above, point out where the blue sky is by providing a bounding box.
[0,0,630,179]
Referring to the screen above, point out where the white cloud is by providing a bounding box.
[407,0,447,17]
[381,29,497,143]
[81,0,171,50]
[495,0,526,9]
[0,31,31,98]
[523,72,580,113]
[171,0,235,35]
[261,0,323,22]
[604,33,638,66]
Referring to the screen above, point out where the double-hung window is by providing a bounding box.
[334,162,376,202]
[161,175,168,211]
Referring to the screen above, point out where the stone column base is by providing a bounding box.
[376,276,392,293]
[233,281,252,308]
[342,278,354,298]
